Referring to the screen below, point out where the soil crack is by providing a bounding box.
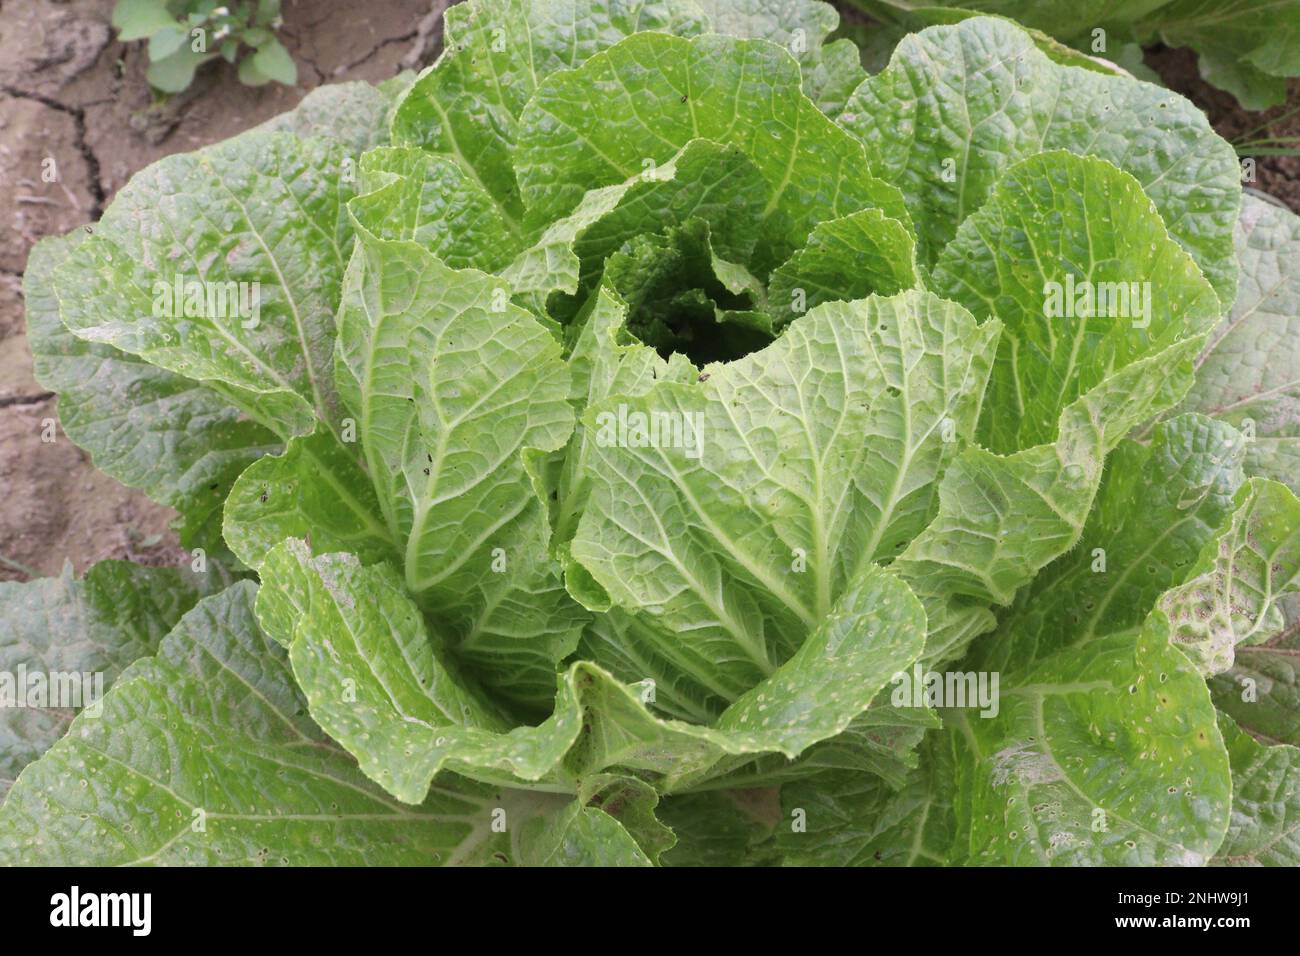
[1,85,106,219]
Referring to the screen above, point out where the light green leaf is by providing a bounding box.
[257,536,927,801]
[766,208,918,324]
[334,235,584,709]
[1159,478,1300,676]
[54,131,359,442]
[391,0,709,223]
[1212,714,1300,865]
[897,333,1206,667]
[251,81,399,153]
[515,32,910,274]
[690,0,867,113]
[243,37,297,87]
[111,0,177,41]
[147,47,215,93]
[348,146,523,272]
[839,16,1241,307]
[1179,194,1300,493]
[502,139,769,313]
[221,428,398,570]
[932,151,1222,454]
[572,290,997,712]
[0,561,218,800]
[976,414,1249,674]
[0,583,653,865]
[27,232,280,552]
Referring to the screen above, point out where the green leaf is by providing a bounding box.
[1158,478,1300,676]
[1212,714,1300,865]
[251,81,401,153]
[348,146,524,272]
[257,537,928,802]
[0,583,652,865]
[1179,195,1300,493]
[515,32,910,274]
[1211,616,1300,748]
[146,48,215,93]
[501,139,770,313]
[26,232,279,552]
[111,0,177,41]
[571,289,997,712]
[334,235,585,709]
[931,151,1222,453]
[221,428,398,570]
[777,733,959,865]
[53,131,360,443]
[839,16,1241,307]
[0,561,217,800]
[896,334,1207,667]
[976,414,1249,674]
[658,789,780,866]
[391,0,709,223]
[147,24,189,61]
[242,37,297,87]
[689,0,867,113]
[766,208,918,324]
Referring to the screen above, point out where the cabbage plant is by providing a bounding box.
[3,0,1298,867]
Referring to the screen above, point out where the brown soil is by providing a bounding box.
[0,0,447,582]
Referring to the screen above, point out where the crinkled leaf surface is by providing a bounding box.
[572,289,997,713]
[0,584,652,865]
[515,32,910,274]
[1180,194,1300,493]
[26,232,280,552]
[390,0,709,222]
[0,562,217,800]
[257,539,928,802]
[839,16,1241,306]
[931,151,1222,453]
[1212,714,1300,865]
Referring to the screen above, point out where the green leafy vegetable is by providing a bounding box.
[8,0,1300,867]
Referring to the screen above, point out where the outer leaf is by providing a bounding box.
[347,146,523,272]
[252,81,402,153]
[514,32,911,274]
[977,415,1248,673]
[1180,195,1300,492]
[1158,478,1300,676]
[53,131,358,441]
[690,0,868,113]
[571,290,998,713]
[1211,618,1300,748]
[839,16,1241,306]
[1212,714,1300,865]
[0,584,651,866]
[27,232,280,552]
[932,151,1222,453]
[0,562,216,799]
